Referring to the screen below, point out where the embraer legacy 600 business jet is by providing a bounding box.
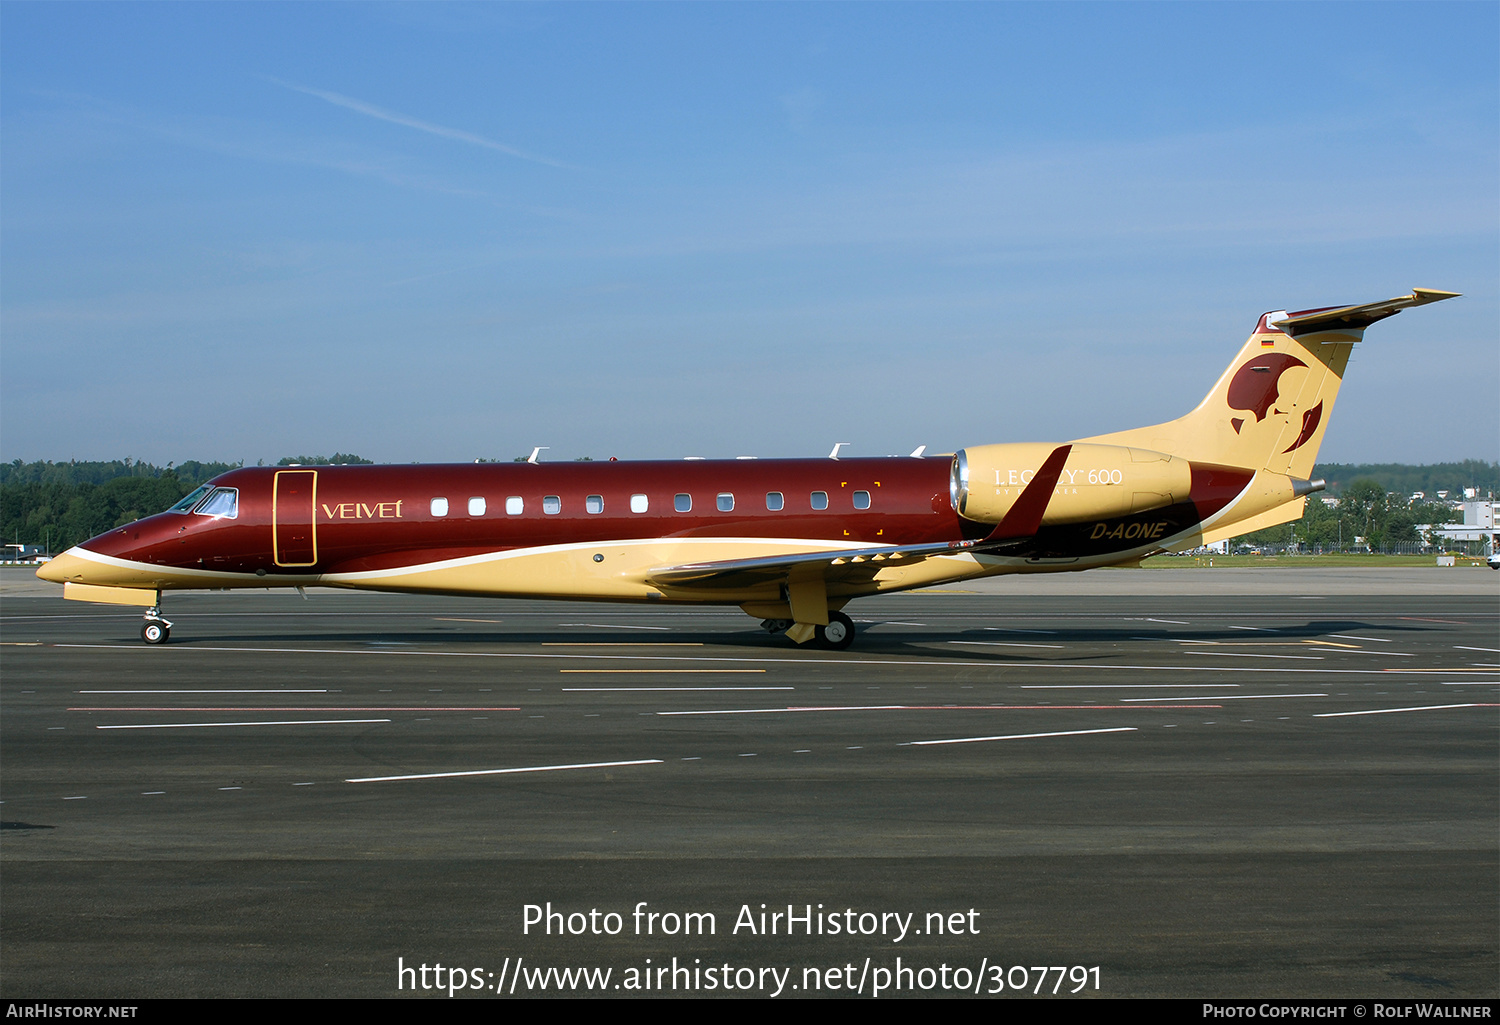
[40,289,1458,648]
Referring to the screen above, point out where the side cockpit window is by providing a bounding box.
[195,488,239,519]
[168,484,215,514]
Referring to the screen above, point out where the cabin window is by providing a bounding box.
[505,496,523,515]
[630,494,648,514]
[765,491,784,511]
[853,490,871,510]
[195,488,239,519]
[811,491,829,510]
[586,495,604,514]
[674,493,692,512]
[543,495,562,515]
[716,493,734,512]
[431,498,449,517]
[168,484,214,514]
[468,497,486,517]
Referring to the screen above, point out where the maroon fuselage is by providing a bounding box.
[76,457,1254,574]
[79,459,965,575]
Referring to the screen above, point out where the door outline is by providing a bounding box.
[272,470,319,567]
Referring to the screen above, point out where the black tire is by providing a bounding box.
[815,611,855,650]
[141,621,169,645]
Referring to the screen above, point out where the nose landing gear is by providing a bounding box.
[141,608,173,645]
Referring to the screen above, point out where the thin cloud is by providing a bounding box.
[269,77,577,170]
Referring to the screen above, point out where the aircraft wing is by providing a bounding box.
[645,537,1013,590]
[647,445,1073,590]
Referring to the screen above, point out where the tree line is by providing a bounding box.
[1,456,366,551]
[1244,481,1464,550]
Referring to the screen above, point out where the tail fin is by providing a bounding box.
[1080,289,1459,477]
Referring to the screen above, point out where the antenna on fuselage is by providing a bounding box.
[527,447,548,464]
[828,442,849,460]
[909,445,926,458]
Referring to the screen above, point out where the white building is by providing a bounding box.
[1427,500,1496,543]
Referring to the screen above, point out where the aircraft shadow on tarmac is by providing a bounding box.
[130,618,1434,662]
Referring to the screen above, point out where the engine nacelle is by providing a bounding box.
[951,442,1194,525]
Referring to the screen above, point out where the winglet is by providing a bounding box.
[984,445,1071,542]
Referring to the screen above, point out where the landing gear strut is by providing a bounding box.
[141,607,173,645]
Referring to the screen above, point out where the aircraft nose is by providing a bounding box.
[35,549,91,585]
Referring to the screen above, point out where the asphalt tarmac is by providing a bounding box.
[2,568,1496,998]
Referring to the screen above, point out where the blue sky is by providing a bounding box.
[3,2,1495,466]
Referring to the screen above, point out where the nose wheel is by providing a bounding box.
[141,608,173,645]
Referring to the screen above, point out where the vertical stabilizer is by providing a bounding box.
[1079,289,1458,476]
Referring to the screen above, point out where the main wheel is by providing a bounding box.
[815,611,855,650]
[141,621,169,645]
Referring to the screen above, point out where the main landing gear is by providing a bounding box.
[141,607,173,645]
[762,611,856,650]
[816,610,856,651]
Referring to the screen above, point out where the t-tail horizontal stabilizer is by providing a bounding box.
[1272,288,1460,336]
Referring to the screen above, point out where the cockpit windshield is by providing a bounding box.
[167,484,215,514]
[195,488,239,519]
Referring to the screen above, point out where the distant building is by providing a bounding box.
[1428,500,1496,543]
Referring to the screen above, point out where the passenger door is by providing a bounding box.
[272,470,318,567]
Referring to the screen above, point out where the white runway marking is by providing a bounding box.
[563,686,792,692]
[1227,625,1274,632]
[1306,649,1415,656]
[1439,681,1500,686]
[1201,652,1323,660]
[1455,646,1500,653]
[1021,684,1239,689]
[347,759,663,783]
[659,705,908,716]
[1121,693,1326,702]
[908,727,1137,746]
[559,668,765,673]
[97,719,391,730]
[1329,635,1392,643]
[79,689,329,694]
[656,703,1211,716]
[1146,619,1190,625]
[560,623,671,631]
[1315,704,1497,717]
